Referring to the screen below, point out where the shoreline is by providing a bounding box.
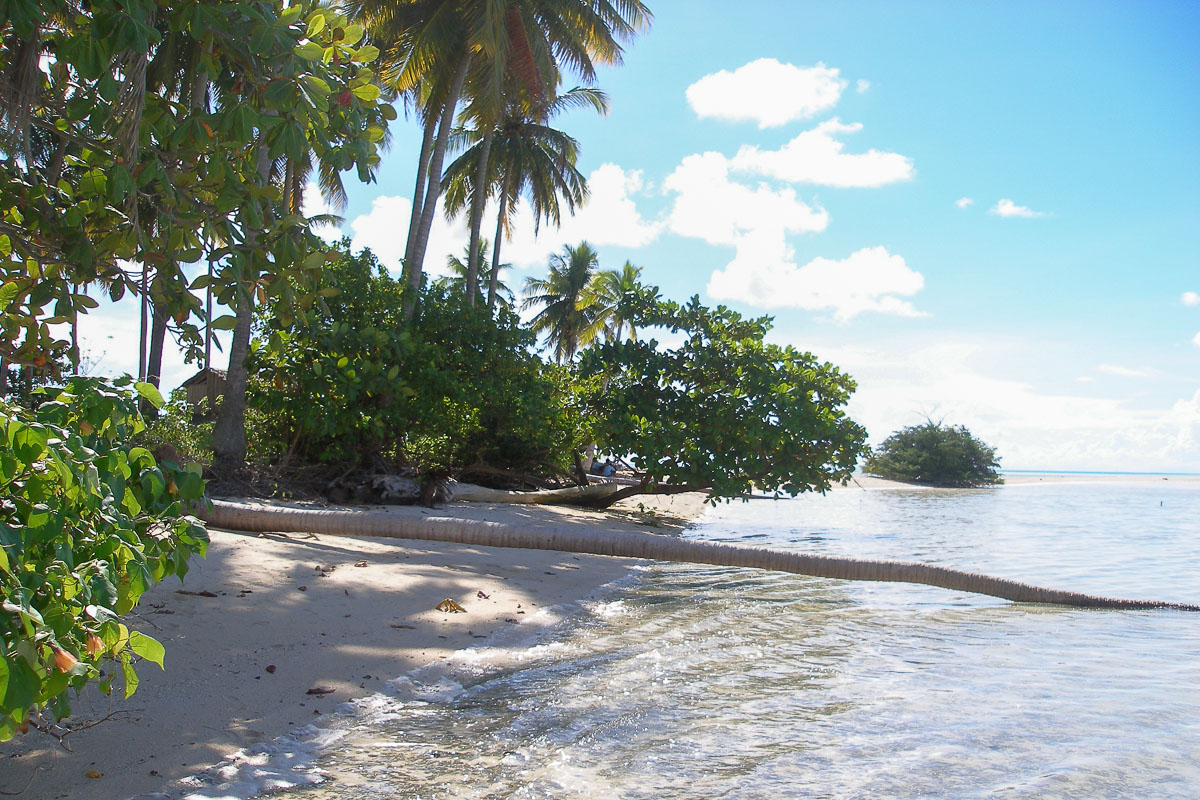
[0,492,709,800]
[843,473,1200,490]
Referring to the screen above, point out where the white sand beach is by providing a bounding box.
[0,492,708,800]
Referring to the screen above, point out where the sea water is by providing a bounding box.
[263,480,1200,799]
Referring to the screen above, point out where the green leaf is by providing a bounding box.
[306,12,326,37]
[133,381,164,409]
[354,45,380,63]
[121,657,139,699]
[128,631,166,669]
[210,314,238,331]
[350,83,380,102]
[293,41,324,61]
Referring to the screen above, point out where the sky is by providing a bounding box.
[80,0,1200,472]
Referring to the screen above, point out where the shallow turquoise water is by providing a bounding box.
[271,482,1200,799]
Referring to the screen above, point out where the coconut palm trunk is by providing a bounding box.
[487,201,505,310]
[465,126,495,304]
[200,500,1197,611]
[404,51,472,321]
[404,112,437,274]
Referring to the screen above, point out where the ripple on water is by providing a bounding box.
[266,483,1200,800]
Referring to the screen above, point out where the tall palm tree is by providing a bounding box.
[350,0,650,320]
[442,240,515,309]
[522,241,602,362]
[444,86,605,310]
[582,259,643,344]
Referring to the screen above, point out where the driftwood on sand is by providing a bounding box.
[200,499,1199,612]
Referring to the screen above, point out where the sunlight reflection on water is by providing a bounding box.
[270,482,1200,800]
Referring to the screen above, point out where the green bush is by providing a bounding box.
[248,245,583,480]
[865,421,1003,487]
[580,291,869,501]
[1,378,209,740]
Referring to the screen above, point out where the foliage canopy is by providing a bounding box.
[0,378,208,740]
[865,421,1003,488]
[579,289,869,502]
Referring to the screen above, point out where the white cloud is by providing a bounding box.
[990,198,1046,218]
[731,118,915,188]
[817,340,1200,472]
[502,164,662,269]
[1182,291,1200,306]
[855,79,871,94]
[663,151,828,246]
[1097,364,1154,378]
[708,245,927,320]
[1193,331,1200,348]
[302,181,344,243]
[685,59,846,128]
[956,196,974,208]
[344,164,661,279]
[1076,376,1095,383]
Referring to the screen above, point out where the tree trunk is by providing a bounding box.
[487,199,505,310]
[200,500,1200,611]
[138,268,149,380]
[146,294,168,388]
[142,293,168,415]
[465,126,495,305]
[403,112,437,278]
[210,297,253,472]
[211,144,272,472]
[404,50,472,322]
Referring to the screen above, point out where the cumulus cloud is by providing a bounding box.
[663,152,828,246]
[731,119,915,188]
[990,198,1046,218]
[856,79,871,94]
[956,196,974,208]
[685,59,846,128]
[301,181,343,243]
[343,164,661,277]
[707,245,927,320]
[1182,291,1200,306]
[818,340,1200,472]
[502,164,662,268]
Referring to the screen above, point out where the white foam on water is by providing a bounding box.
[178,724,347,800]
[164,559,652,799]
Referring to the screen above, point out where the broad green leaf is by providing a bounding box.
[350,83,380,102]
[294,41,323,61]
[306,13,326,37]
[121,657,139,699]
[354,45,380,63]
[128,631,165,669]
[210,314,238,331]
[134,381,164,409]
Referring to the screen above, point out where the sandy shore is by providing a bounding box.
[1,492,709,800]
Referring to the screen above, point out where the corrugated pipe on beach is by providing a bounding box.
[202,500,1199,612]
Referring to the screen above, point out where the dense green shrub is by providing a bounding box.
[865,421,1003,487]
[579,290,869,502]
[248,245,583,479]
[1,378,209,740]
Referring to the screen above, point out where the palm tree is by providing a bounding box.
[204,499,1200,611]
[442,240,515,309]
[350,0,650,320]
[582,260,643,344]
[443,85,607,310]
[522,241,602,362]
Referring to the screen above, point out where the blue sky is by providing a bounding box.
[83,1,1200,471]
